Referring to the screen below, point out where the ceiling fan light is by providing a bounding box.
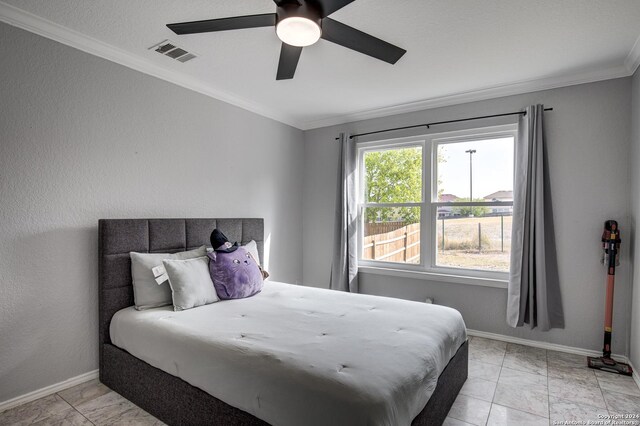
[276,17,321,47]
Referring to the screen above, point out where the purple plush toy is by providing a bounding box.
[208,248,264,299]
[208,229,263,300]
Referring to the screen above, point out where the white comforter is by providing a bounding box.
[110,281,467,426]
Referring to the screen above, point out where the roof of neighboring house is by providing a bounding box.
[484,190,513,200]
[439,193,459,202]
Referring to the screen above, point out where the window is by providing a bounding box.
[357,125,516,281]
[361,145,422,264]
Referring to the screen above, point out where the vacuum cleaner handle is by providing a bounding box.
[602,220,620,358]
[588,220,632,376]
[602,220,620,268]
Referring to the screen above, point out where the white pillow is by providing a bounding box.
[244,240,261,266]
[130,246,207,310]
[164,256,219,311]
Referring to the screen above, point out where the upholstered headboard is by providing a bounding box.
[98,218,264,368]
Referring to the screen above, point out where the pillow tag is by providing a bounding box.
[152,265,166,278]
[155,273,169,285]
[152,265,168,285]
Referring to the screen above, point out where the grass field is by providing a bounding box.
[363,215,513,271]
[436,215,512,271]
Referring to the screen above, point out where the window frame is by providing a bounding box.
[358,137,427,271]
[356,124,517,286]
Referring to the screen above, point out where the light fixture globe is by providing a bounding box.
[276,17,321,47]
[275,2,322,47]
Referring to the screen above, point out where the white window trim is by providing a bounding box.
[356,124,517,288]
[358,266,508,289]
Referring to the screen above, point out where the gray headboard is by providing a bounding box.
[98,218,264,363]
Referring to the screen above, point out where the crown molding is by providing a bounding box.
[0,2,303,129]
[2,1,638,132]
[626,33,640,75]
[300,64,633,130]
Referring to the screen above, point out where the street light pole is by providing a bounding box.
[465,149,476,215]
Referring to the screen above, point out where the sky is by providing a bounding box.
[436,137,514,200]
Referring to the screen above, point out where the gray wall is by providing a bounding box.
[303,78,632,354]
[630,68,640,369]
[0,23,304,403]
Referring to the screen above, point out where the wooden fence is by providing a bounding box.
[363,215,512,264]
[363,222,420,263]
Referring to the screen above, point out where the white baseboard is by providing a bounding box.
[470,329,640,386]
[467,329,630,362]
[0,369,98,413]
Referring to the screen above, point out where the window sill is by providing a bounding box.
[358,266,508,289]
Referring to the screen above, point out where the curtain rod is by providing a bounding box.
[336,107,553,140]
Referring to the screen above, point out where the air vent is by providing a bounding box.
[149,40,197,63]
[176,53,196,63]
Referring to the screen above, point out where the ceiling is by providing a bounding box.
[2,0,640,130]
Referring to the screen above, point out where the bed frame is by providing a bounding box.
[99,218,468,426]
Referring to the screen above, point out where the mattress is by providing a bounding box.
[110,281,467,426]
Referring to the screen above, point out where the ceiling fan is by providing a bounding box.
[166,0,406,80]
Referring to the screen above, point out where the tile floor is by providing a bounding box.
[1,336,639,425]
[0,380,164,425]
[445,336,640,426]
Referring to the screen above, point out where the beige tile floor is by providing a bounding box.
[445,336,640,426]
[0,380,164,426]
[1,336,639,425]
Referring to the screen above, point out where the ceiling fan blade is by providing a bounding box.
[317,0,356,17]
[167,13,276,35]
[276,43,303,80]
[321,18,406,64]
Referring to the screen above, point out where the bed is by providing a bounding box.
[99,218,468,426]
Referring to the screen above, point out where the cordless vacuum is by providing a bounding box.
[587,220,633,376]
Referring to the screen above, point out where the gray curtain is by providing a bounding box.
[330,133,358,292]
[507,105,564,330]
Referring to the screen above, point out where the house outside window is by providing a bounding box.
[357,125,516,284]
